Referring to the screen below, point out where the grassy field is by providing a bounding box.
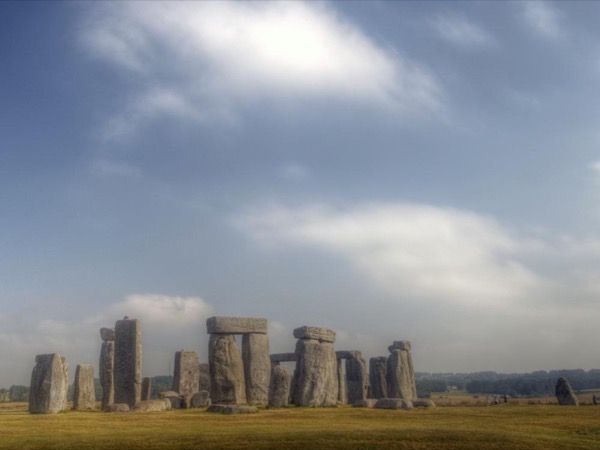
[2,402,600,449]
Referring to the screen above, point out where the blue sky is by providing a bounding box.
[2,1,600,387]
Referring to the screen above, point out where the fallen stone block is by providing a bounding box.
[352,399,377,408]
[133,398,172,412]
[374,398,413,410]
[207,404,259,414]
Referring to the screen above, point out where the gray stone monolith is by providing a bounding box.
[191,390,211,408]
[346,351,368,404]
[99,328,115,409]
[114,318,142,408]
[268,363,290,408]
[172,350,200,397]
[209,334,246,404]
[292,327,338,406]
[386,341,416,401]
[369,356,388,399]
[133,398,171,412]
[141,377,151,401]
[555,377,579,406]
[242,333,270,405]
[73,364,95,410]
[337,358,347,404]
[29,353,69,414]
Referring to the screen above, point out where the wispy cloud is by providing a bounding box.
[90,159,142,179]
[431,14,495,49]
[522,2,564,40]
[80,1,443,139]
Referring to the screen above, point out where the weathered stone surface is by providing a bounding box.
[132,398,171,412]
[104,403,130,412]
[29,353,69,414]
[386,349,416,401]
[388,340,411,352]
[209,334,246,404]
[160,390,183,408]
[337,358,347,404]
[99,340,115,409]
[114,318,142,408]
[172,350,200,397]
[374,398,413,410]
[293,326,336,343]
[190,390,211,408]
[413,398,436,408]
[270,353,298,363]
[207,316,267,334]
[73,364,95,410]
[292,338,338,406]
[207,404,258,414]
[346,351,368,404]
[352,399,377,408]
[100,327,115,342]
[268,364,290,408]
[555,377,579,406]
[141,377,151,401]
[199,363,210,392]
[242,333,270,405]
[335,351,355,360]
[369,356,388,399]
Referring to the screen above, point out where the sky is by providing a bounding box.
[2,0,600,387]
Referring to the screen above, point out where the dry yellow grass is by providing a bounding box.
[1,402,600,449]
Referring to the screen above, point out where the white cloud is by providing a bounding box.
[431,14,495,49]
[278,162,310,182]
[81,1,443,139]
[90,159,142,179]
[522,2,563,40]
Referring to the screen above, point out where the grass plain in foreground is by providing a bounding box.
[1,402,600,449]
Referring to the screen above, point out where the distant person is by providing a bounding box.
[493,395,499,405]
[503,394,508,403]
[593,394,597,405]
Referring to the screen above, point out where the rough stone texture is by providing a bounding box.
[191,390,212,408]
[209,334,246,404]
[292,338,338,406]
[413,398,436,408]
[337,358,347,404]
[374,398,413,410]
[335,351,355,360]
[207,316,267,335]
[242,333,270,405]
[199,363,210,392]
[346,351,368,404]
[293,326,336,343]
[270,353,298,363]
[100,327,115,342]
[268,364,290,408]
[369,356,388,399]
[141,377,151,401]
[207,404,258,414]
[132,398,172,412]
[99,339,115,409]
[73,364,95,410]
[29,353,69,414]
[555,377,579,406]
[386,349,416,401]
[104,403,130,413]
[352,399,377,408]
[172,350,200,397]
[388,340,411,352]
[160,390,183,408]
[114,318,142,408]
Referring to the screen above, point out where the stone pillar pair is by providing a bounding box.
[336,350,368,405]
[268,353,297,407]
[368,340,417,401]
[207,316,270,405]
[29,353,69,414]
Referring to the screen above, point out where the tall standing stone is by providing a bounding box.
[346,351,368,404]
[172,350,200,397]
[291,326,338,406]
[29,353,69,414]
[337,358,347,404]
[73,364,96,410]
[114,318,142,408]
[242,333,270,405]
[268,363,290,408]
[555,377,579,406]
[369,356,388,399]
[99,327,115,409]
[141,377,152,401]
[386,340,416,401]
[209,334,246,404]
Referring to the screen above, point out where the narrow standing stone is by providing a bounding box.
[346,351,368,404]
[73,364,96,410]
[172,350,200,397]
[555,377,579,406]
[337,358,347,404]
[268,363,290,408]
[99,328,115,409]
[209,334,246,404]
[242,333,270,405]
[369,356,388,399]
[29,353,69,414]
[386,349,415,400]
[141,377,152,401]
[114,318,142,408]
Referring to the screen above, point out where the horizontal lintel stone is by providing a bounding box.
[270,353,298,363]
[293,326,336,343]
[207,316,268,334]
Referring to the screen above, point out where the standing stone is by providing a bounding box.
[346,351,368,404]
[114,318,142,408]
[369,356,388,399]
[29,353,69,414]
[292,327,338,406]
[242,333,270,405]
[337,358,347,404]
[141,377,151,401]
[555,377,579,406]
[199,363,210,392]
[209,334,246,404]
[268,363,290,408]
[99,327,115,410]
[387,349,416,400]
[172,350,200,397]
[73,364,96,410]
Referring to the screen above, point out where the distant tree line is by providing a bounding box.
[0,385,29,402]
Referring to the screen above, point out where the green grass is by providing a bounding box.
[2,403,600,449]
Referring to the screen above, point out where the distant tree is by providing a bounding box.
[9,385,29,402]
